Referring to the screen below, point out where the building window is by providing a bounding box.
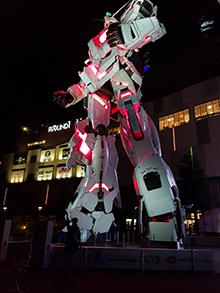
[10,170,25,183]
[159,109,190,131]
[109,126,120,136]
[194,99,220,120]
[27,173,34,181]
[30,155,37,163]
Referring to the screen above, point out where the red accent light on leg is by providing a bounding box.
[89,183,100,193]
[88,183,109,193]
[76,129,92,162]
[153,214,170,223]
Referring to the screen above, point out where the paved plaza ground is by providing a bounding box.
[1,243,220,293]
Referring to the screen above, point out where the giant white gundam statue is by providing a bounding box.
[54,0,185,248]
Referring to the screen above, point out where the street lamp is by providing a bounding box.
[3,206,7,212]
[38,206,43,212]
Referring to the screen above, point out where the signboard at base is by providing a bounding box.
[49,246,214,272]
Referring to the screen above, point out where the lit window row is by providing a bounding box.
[10,165,85,183]
[194,99,220,120]
[109,127,120,136]
[40,146,70,162]
[159,109,190,131]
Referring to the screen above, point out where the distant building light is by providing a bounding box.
[27,140,46,147]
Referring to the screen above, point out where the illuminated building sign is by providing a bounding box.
[58,147,70,160]
[40,149,55,162]
[48,121,71,132]
[27,140,46,148]
[56,165,72,179]
[62,148,70,158]
[11,170,25,183]
[13,153,27,165]
[38,167,53,181]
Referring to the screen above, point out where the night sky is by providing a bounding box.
[1,0,220,158]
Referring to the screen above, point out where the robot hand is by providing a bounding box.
[53,90,74,108]
[107,23,124,47]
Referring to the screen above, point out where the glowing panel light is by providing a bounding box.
[133,130,143,140]
[172,127,176,151]
[89,64,107,81]
[92,94,109,109]
[88,183,109,193]
[76,129,92,162]
[97,70,107,81]
[153,214,170,223]
[134,103,142,126]
[89,64,98,75]
[122,127,128,136]
[89,183,100,193]
[120,90,133,99]
[79,133,90,155]
[98,29,108,44]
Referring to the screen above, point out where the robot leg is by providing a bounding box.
[111,71,184,248]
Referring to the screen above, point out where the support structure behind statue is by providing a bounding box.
[53,0,184,248]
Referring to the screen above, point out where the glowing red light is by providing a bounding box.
[98,29,108,44]
[97,70,107,81]
[153,214,170,223]
[115,81,130,86]
[89,183,100,193]
[120,90,133,99]
[89,64,98,75]
[134,103,142,126]
[92,94,109,109]
[133,130,143,140]
[76,129,92,162]
[88,183,109,193]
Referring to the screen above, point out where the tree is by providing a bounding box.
[177,151,211,235]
